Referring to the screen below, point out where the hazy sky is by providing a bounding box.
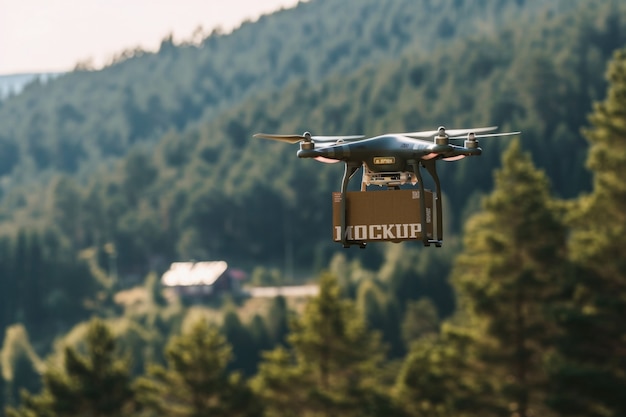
[0,0,302,75]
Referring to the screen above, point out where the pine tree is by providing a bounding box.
[22,232,44,332]
[356,279,387,337]
[547,48,626,417]
[6,319,134,417]
[252,273,399,417]
[400,298,439,348]
[0,325,43,410]
[0,364,6,417]
[356,279,404,357]
[221,309,256,375]
[451,139,567,417]
[266,295,290,346]
[394,323,498,417]
[134,318,261,417]
[0,235,15,331]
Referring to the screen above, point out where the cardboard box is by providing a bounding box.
[332,189,434,243]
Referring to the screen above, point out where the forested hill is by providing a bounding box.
[0,0,584,180]
[0,0,625,272]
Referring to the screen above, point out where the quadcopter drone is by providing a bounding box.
[254,126,520,248]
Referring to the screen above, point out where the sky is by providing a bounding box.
[0,0,302,75]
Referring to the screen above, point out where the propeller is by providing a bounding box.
[449,131,521,140]
[401,126,498,138]
[253,132,364,144]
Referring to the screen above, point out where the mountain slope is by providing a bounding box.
[0,0,624,271]
[0,0,578,184]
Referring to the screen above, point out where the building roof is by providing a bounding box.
[161,261,228,287]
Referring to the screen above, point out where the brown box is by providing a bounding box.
[332,189,434,242]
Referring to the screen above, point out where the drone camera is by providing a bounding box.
[363,169,414,187]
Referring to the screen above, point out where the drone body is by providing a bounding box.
[254,126,519,248]
[298,132,480,168]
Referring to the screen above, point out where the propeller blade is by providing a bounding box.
[253,133,306,144]
[449,131,521,140]
[253,133,365,144]
[393,129,440,138]
[403,126,498,138]
[311,135,365,142]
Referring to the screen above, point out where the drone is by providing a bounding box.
[254,126,520,248]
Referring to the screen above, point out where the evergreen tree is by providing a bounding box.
[6,319,135,417]
[22,232,44,332]
[0,325,43,410]
[0,363,6,417]
[355,279,387,337]
[221,309,256,375]
[247,314,273,373]
[547,48,626,417]
[400,298,439,349]
[248,314,271,351]
[252,273,399,417]
[134,318,261,417]
[13,231,28,325]
[394,323,497,417]
[451,139,567,417]
[356,279,404,358]
[0,236,15,331]
[266,295,290,346]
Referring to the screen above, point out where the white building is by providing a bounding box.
[161,261,245,297]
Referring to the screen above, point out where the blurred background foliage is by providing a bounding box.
[1,0,626,415]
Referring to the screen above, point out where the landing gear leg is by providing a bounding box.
[423,160,443,246]
[340,162,363,248]
[408,159,430,247]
